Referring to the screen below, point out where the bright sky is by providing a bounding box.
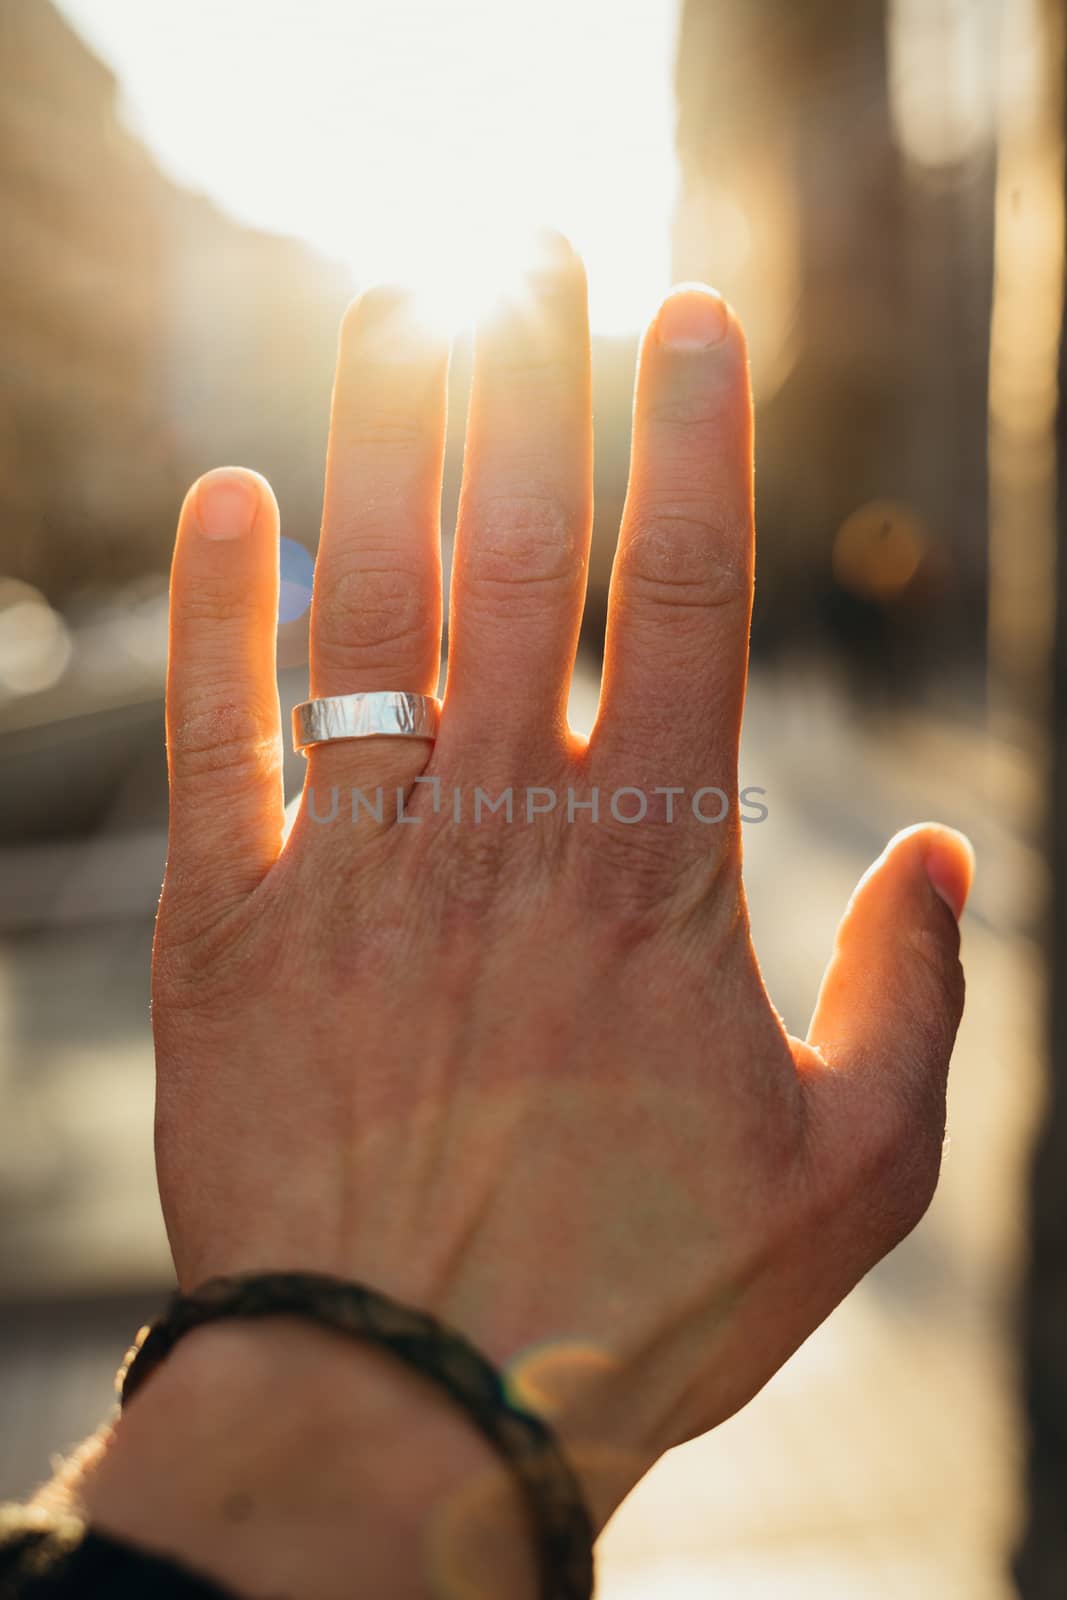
[55,0,681,334]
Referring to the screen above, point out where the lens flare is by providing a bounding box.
[386,216,570,340]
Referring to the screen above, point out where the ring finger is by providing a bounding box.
[306,288,450,800]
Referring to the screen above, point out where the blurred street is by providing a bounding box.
[0,657,1039,1598]
[2,1,1060,1589]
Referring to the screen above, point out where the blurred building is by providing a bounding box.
[0,0,349,601]
[0,0,178,598]
[0,0,1007,850]
[674,0,997,692]
[0,0,349,840]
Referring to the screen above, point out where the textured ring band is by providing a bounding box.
[293,692,441,754]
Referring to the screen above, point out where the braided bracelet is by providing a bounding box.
[117,1271,595,1600]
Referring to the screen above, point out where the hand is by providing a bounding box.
[116,240,969,1581]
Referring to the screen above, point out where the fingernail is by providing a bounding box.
[502,229,581,311]
[194,470,259,540]
[346,286,430,358]
[656,285,730,349]
[924,829,975,921]
[527,226,579,272]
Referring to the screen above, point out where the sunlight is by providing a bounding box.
[393,214,565,339]
[54,0,680,335]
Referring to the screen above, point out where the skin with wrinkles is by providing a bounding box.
[74,247,972,1600]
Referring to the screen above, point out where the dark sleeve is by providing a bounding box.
[0,1505,237,1598]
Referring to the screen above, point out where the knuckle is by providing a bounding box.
[587,818,679,892]
[885,1139,943,1241]
[645,391,726,432]
[906,925,965,1013]
[154,910,220,992]
[169,701,278,785]
[860,1080,946,1239]
[339,407,432,452]
[154,890,267,1012]
[489,353,587,392]
[440,832,510,916]
[424,825,531,926]
[461,492,582,603]
[314,565,432,658]
[574,818,729,925]
[620,510,748,615]
[173,575,251,629]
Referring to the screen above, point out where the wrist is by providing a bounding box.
[79,1316,538,1600]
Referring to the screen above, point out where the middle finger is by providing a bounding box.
[442,233,593,767]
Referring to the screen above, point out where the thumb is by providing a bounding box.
[803,823,974,1232]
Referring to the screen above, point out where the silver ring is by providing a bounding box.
[292,692,441,754]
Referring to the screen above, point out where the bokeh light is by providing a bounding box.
[0,579,72,697]
[831,500,928,603]
[279,537,315,625]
